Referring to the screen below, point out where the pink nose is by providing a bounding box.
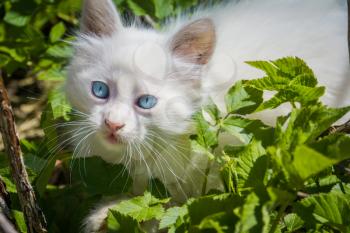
[105,119,125,132]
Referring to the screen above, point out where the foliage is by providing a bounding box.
[1,1,350,233]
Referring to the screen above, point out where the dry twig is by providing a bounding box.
[0,71,47,233]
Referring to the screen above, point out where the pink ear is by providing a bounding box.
[81,0,122,37]
[170,18,216,65]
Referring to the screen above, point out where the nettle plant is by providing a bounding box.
[102,57,350,233]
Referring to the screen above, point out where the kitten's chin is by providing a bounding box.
[105,133,123,145]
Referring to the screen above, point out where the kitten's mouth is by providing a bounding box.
[106,133,122,144]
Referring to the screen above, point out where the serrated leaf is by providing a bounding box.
[283,213,304,232]
[233,140,267,190]
[294,193,350,232]
[246,57,322,110]
[107,210,145,233]
[113,192,169,222]
[187,194,244,225]
[257,86,325,111]
[272,57,314,79]
[245,61,278,78]
[277,105,350,151]
[221,116,273,145]
[225,80,263,114]
[159,206,188,229]
[192,111,218,150]
[245,75,289,91]
[234,193,259,233]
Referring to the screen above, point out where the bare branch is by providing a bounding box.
[0,71,47,233]
[320,120,350,138]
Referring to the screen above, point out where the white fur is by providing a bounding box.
[66,0,349,231]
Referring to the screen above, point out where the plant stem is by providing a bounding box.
[201,158,213,195]
[269,202,289,233]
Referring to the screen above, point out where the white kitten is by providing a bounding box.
[65,0,349,231]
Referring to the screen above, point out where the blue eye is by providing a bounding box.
[92,81,109,99]
[137,95,158,109]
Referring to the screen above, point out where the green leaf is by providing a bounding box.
[153,0,173,19]
[257,86,325,110]
[49,22,66,43]
[309,134,350,160]
[192,111,218,150]
[12,210,27,233]
[290,145,340,181]
[197,212,229,233]
[187,194,244,225]
[276,105,350,151]
[127,0,154,17]
[234,193,260,233]
[225,140,267,191]
[37,66,66,81]
[0,53,11,67]
[287,133,350,186]
[48,88,71,120]
[245,60,278,78]
[294,193,350,232]
[221,116,273,145]
[245,75,289,91]
[113,192,169,222]
[283,213,304,232]
[72,157,132,196]
[225,80,263,114]
[246,57,323,110]
[272,57,314,79]
[4,11,30,27]
[159,206,188,230]
[107,210,145,233]
[46,44,73,58]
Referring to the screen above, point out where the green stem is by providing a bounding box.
[201,158,213,196]
[201,113,231,196]
[269,202,289,233]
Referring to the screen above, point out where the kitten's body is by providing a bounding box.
[66,0,349,232]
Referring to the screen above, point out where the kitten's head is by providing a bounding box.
[65,0,216,159]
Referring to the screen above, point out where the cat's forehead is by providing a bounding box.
[95,29,170,80]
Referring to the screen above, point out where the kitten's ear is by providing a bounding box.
[81,0,122,37]
[170,18,216,65]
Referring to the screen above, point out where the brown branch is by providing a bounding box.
[320,120,350,137]
[0,71,47,233]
